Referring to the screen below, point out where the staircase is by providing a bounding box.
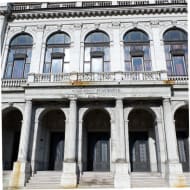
[25,171,62,189]
[131,172,168,188]
[78,172,114,188]
[3,171,12,190]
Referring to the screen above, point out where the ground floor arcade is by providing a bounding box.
[2,98,190,188]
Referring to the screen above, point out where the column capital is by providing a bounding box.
[163,98,170,103]
[69,97,77,101]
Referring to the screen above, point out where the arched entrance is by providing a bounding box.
[174,106,189,172]
[36,109,65,171]
[128,108,157,172]
[83,109,111,171]
[2,108,22,170]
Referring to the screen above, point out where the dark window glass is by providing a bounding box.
[84,31,110,72]
[124,30,149,43]
[123,30,151,72]
[4,33,33,79]
[44,32,71,73]
[85,32,109,43]
[164,29,187,42]
[132,57,143,71]
[164,28,188,76]
[47,33,70,45]
[12,59,25,78]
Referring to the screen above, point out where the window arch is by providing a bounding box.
[4,33,33,79]
[43,32,71,73]
[84,31,110,72]
[123,29,151,72]
[163,28,188,76]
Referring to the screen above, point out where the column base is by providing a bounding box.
[166,162,186,187]
[61,162,77,188]
[9,161,31,188]
[114,162,130,188]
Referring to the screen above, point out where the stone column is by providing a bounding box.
[9,100,32,187]
[114,98,130,188]
[148,128,157,172]
[155,119,167,176]
[124,119,130,164]
[162,98,183,187]
[61,98,77,188]
[77,119,83,173]
[31,119,40,175]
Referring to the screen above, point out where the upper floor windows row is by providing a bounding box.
[3,28,188,79]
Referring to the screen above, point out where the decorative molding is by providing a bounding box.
[112,21,120,29]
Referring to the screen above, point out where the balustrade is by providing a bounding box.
[1,72,188,87]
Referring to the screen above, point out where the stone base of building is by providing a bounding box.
[166,162,186,187]
[61,162,77,188]
[114,162,130,188]
[9,161,31,188]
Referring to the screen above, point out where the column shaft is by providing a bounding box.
[163,98,179,162]
[116,99,126,161]
[64,99,77,162]
[17,100,32,161]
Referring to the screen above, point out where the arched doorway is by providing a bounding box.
[2,108,22,170]
[174,106,189,172]
[36,109,65,171]
[128,108,157,172]
[83,109,111,171]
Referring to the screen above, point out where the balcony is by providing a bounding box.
[1,71,188,88]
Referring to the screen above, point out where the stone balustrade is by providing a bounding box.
[1,79,27,87]
[168,76,189,84]
[2,71,188,87]
[32,71,168,82]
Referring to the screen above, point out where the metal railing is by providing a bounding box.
[168,76,189,84]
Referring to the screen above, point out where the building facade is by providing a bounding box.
[1,0,189,188]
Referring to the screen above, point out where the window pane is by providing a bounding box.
[16,48,26,54]
[104,47,110,61]
[166,61,172,76]
[7,50,14,62]
[52,59,62,73]
[125,61,131,71]
[92,57,103,72]
[45,48,52,62]
[124,46,130,60]
[132,57,143,71]
[12,59,24,78]
[104,62,110,72]
[44,64,50,73]
[4,64,12,78]
[26,49,32,63]
[52,47,63,53]
[64,48,70,62]
[24,64,30,78]
[173,56,186,76]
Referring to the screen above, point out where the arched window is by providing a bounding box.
[43,32,71,73]
[164,28,188,76]
[84,31,110,72]
[4,33,33,79]
[124,29,151,72]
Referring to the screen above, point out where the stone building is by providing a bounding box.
[1,0,189,188]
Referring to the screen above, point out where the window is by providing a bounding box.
[124,29,151,72]
[164,28,188,76]
[44,32,70,73]
[84,31,110,72]
[4,33,33,79]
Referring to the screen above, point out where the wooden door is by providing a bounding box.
[49,132,65,170]
[88,132,110,171]
[129,132,150,172]
[177,131,189,172]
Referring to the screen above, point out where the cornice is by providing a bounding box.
[6,4,187,20]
